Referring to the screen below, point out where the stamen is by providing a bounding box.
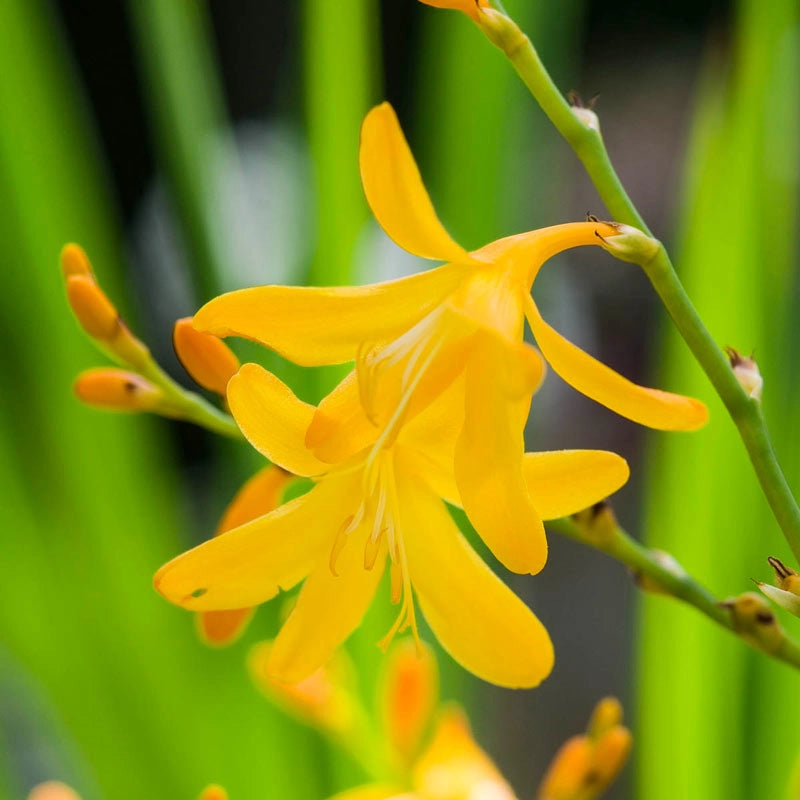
[390,561,402,604]
[364,529,385,570]
[329,515,355,577]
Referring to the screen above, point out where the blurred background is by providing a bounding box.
[0,0,798,798]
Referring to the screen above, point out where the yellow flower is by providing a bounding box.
[155,364,628,688]
[193,103,706,577]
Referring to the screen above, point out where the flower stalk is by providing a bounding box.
[471,5,800,564]
[548,510,800,672]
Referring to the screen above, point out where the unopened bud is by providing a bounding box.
[755,557,800,617]
[720,592,785,653]
[248,640,356,734]
[174,317,240,396]
[27,783,81,800]
[538,737,593,800]
[66,275,120,340]
[568,92,601,133]
[60,243,95,280]
[538,698,631,800]
[381,639,438,764]
[595,223,660,266]
[418,0,491,22]
[571,501,618,545]
[724,347,762,401]
[198,786,227,800]
[633,550,689,596]
[587,697,622,741]
[74,368,163,412]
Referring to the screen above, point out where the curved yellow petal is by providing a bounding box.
[361,103,475,264]
[455,336,548,575]
[523,450,630,520]
[525,295,708,431]
[227,364,328,477]
[154,473,357,610]
[399,473,554,689]
[306,370,378,463]
[193,263,466,367]
[413,709,518,800]
[268,523,386,683]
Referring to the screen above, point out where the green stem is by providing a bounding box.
[138,359,242,439]
[478,9,800,563]
[548,515,800,672]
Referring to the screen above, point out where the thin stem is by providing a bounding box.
[548,515,800,672]
[138,359,242,440]
[479,10,800,562]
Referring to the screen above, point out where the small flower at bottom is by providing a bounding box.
[27,783,81,800]
[537,697,632,800]
[155,364,627,688]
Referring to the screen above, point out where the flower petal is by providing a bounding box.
[154,473,356,610]
[523,450,630,520]
[399,473,554,689]
[193,263,466,367]
[306,370,378,463]
[268,523,386,683]
[227,364,328,477]
[413,709,519,800]
[455,335,548,575]
[525,295,709,431]
[326,788,408,800]
[361,103,475,264]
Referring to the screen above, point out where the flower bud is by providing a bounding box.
[65,275,120,341]
[595,223,661,266]
[720,592,785,653]
[571,501,618,546]
[174,317,240,396]
[60,243,94,280]
[248,640,357,734]
[633,550,689,596]
[538,737,593,800]
[589,726,633,791]
[755,557,800,617]
[724,347,762,401]
[27,783,81,800]
[74,368,163,412]
[418,0,490,22]
[380,639,438,764]
[587,697,622,741]
[198,786,228,800]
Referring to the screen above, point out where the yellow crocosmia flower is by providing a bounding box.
[193,102,703,576]
[196,465,292,647]
[156,361,631,688]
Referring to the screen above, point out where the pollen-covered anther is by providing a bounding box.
[74,368,164,413]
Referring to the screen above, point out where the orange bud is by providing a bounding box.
[418,0,490,22]
[74,368,163,412]
[196,607,254,647]
[589,726,632,789]
[27,782,82,800]
[66,275,120,340]
[248,640,356,734]
[380,639,438,764]
[174,317,240,396]
[60,243,94,279]
[198,785,228,800]
[537,737,593,800]
[587,697,623,741]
